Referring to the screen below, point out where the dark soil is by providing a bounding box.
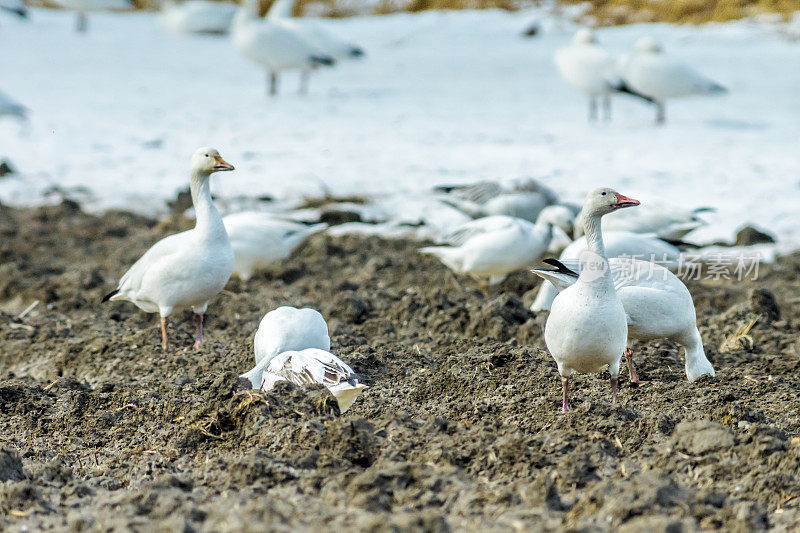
[1,200,799,531]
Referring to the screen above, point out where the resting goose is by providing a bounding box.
[231,0,335,96]
[240,307,366,412]
[50,0,133,33]
[618,37,727,124]
[419,206,574,286]
[223,212,327,280]
[160,0,238,35]
[534,257,716,383]
[102,147,235,351]
[544,187,640,412]
[435,178,561,222]
[266,0,365,61]
[554,29,653,121]
[574,203,712,240]
[531,230,683,312]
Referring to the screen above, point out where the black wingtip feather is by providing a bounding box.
[310,55,335,67]
[614,81,656,104]
[541,258,579,276]
[101,290,118,303]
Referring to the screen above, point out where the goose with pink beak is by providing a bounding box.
[543,187,639,412]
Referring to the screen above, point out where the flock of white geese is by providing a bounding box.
[100,147,718,413]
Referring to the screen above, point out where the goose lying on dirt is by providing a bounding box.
[574,203,712,240]
[435,178,562,222]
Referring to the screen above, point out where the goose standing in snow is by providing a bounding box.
[534,257,715,384]
[102,147,235,351]
[223,211,327,280]
[159,0,237,35]
[50,0,133,33]
[0,89,27,121]
[574,203,712,240]
[419,206,574,286]
[435,178,562,222]
[240,307,366,412]
[231,0,335,96]
[554,28,653,121]
[618,37,727,124]
[543,187,640,412]
[266,0,365,62]
[530,230,684,312]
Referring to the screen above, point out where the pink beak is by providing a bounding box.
[614,193,640,209]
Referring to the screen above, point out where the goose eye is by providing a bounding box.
[601,192,607,196]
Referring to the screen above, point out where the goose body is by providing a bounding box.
[618,37,727,123]
[260,348,367,412]
[160,0,237,35]
[0,89,27,120]
[419,206,573,285]
[575,203,711,240]
[0,0,27,18]
[544,188,641,411]
[103,148,235,350]
[531,230,682,312]
[223,212,327,280]
[554,29,652,121]
[232,0,335,96]
[436,178,560,222]
[534,257,715,383]
[266,0,364,60]
[50,0,133,32]
[240,306,330,387]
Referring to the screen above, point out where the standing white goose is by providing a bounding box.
[618,37,727,124]
[554,28,653,121]
[50,0,133,33]
[530,230,683,312]
[534,257,716,384]
[159,0,238,35]
[266,0,365,61]
[419,206,574,286]
[223,212,327,280]
[102,147,235,351]
[240,306,331,388]
[231,0,335,96]
[544,187,640,412]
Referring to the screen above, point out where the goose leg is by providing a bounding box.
[561,375,571,413]
[268,72,278,96]
[76,12,87,33]
[588,97,598,122]
[160,316,168,352]
[602,95,611,121]
[298,71,309,96]
[193,313,204,349]
[656,102,665,125]
[610,376,619,405]
[624,347,640,384]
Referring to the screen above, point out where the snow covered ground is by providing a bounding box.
[0,8,798,246]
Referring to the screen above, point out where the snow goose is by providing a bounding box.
[50,0,134,33]
[222,211,327,280]
[534,257,715,383]
[435,178,561,222]
[0,89,27,121]
[419,206,574,286]
[102,147,235,351]
[554,28,653,121]
[543,187,640,412]
[575,203,712,240]
[618,37,727,124]
[266,0,365,61]
[159,0,238,35]
[231,0,335,96]
[0,0,27,18]
[531,230,683,312]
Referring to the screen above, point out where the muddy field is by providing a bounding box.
[0,199,799,531]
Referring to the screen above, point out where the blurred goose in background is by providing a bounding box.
[102,148,235,351]
[50,0,133,32]
[574,203,712,240]
[0,0,28,18]
[223,211,327,280]
[159,0,237,35]
[266,0,365,61]
[232,0,335,96]
[554,28,653,121]
[435,178,563,222]
[530,230,684,312]
[419,206,575,286]
[544,188,640,412]
[0,89,27,121]
[534,257,716,384]
[618,37,727,124]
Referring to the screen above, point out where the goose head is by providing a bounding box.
[191,147,235,175]
[635,37,662,54]
[573,28,597,45]
[583,187,640,218]
[537,204,575,236]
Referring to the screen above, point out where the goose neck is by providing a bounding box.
[579,212,614,287]
[190,171,226,242]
